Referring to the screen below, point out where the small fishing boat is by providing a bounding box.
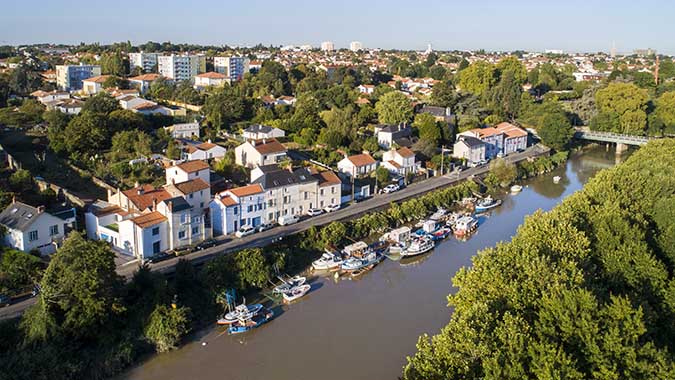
[341,251,379,272]
[453,216,478,237]
[401,236,435,257]
[553,176,561,184]
[429,208,447,221]
[510,184,523,193]
[475,196,502,212]
[217,303,264,325]
[273,275,307,294]
[227,307,274,334]
[312,252,344,270]
[282,284,311,303]
[430,227,452,241]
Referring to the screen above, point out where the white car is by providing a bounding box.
[382,184,400,194]
[235,225,255,238]
[257,222,275,232]
[324,204,341,213]
[306,208,324,216]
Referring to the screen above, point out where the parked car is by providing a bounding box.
[0,294,10,308]
[235,225,256,238]
[149,252,173,264]
[324,203,341,213]
[306,208,324,216]
[196,239,218,250]
[381,184,400,194]
[278,214,299,226]
[257,222,276,232]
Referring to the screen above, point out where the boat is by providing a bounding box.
[430,227,452,241]
[273,275,307,294]
[401,236,435,257]
[453,216,478,236]
[341,251,380,272]
[227,307,274,334]
[429,208,447,221]
[282,284,311,303]
[510,184,523,193]
[553,176,561,184]
[312,252,344,270]
[342,241,369,258]
[217,303,264,325]
[475,196,502,212]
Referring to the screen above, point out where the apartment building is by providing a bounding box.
[213,56,250,81]
[157,54,206,82]
[321,41,335,52]
[458,122,528,159]
[128,52,159,72]
[56,64,102,91]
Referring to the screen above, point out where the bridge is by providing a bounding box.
[573,128,658,153]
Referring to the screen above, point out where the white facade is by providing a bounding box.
[165,160,210,186]
[56,64,102,91]
[194,72,228,88]
[381,147,418,176]
[350,41,363,52]
[129,52,159,72]
[337,154,378,177]
[320,41,335,52]
[234,139,287,168]
[213,57,250,81]
[166,122,200,139]
[185,141,227,161]
[157,55,205,82]
[242,125,285,140]
[1,202,66,255]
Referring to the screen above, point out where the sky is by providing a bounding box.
[2,0,674,54]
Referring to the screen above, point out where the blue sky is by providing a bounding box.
[2,0,673,53]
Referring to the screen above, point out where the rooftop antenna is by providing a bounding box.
[655,53,660,86]
[610,41,617,58]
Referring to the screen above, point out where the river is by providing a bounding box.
[122,146,623,380]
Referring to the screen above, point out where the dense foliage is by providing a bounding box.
[404,140,675,379]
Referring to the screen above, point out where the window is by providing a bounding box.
[152,227,159,236]
[331,187,336,194]
[189,193,194,199]
[320,189,324,196]
[28,230,38,242]
[152,241,161,254]
[192,216,201,223]
[304,192,309,200]
[233,208,238,215]
[178,230,186,239]
[49,225,59,236]
[200,202,204,208]
[181,213,188,224]
[192,226,199,235]
[247,205,253,212]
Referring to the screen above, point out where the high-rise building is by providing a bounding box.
[350,41,363,52]
[157,54,205,82]
[55,64,102,91]
[128,52,159,72]
[213,56,250,81]
[321,41,335,52]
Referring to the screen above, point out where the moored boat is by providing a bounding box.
[312,252,344,270]
[475,196,502,212]
[273,275,306,294]
[282,284,311,303]
[553,176,561,184]
[401,236,435,257]
[341,251,380,272]
[510,184,523,193]
[430,227,452,241]
[453,216,478,237]
[227,307,274,334]
[217,303,264,325]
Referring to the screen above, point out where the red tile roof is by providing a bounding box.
[347,153,376,167]
[315,171,341,187]
[131,211,167,228]
[495,122,528,138]
[122,185,172,211]
[218,194,237,206]
[229,184,263,197]
[129,73,161,81]
[175,160,209,173]
[197,72,226,79]
[251,139,287,154]
[397,147,415,157]
[82,75,111,84]
[174,178,210,194]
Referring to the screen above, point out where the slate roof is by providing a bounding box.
[0,202,42,231]
[162,196,191,212]
[244,124,274,134]
[253,165,318,189]
[459,136,485,148]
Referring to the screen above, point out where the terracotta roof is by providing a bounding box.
[129,73,161,81]
[347,153,376,167]
[397,147,415,157]
[93,205,126,217]
[251,139,287,154]
[131,211,166,228]
[229,184,263,197]
[185,145,198,154]
[218,194,237,206]
[495,122,528,138]
[82,75,111,83]
[174,178,210,194]
[132,102,160,111]
[196,142,218,150]
[355,98,371,105]
[197,72,226,79]
[175,160,209,173]
[315,171,341,187]
[386,160,402,169]
[122,185,172,211]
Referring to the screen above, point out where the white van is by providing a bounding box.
[278,214,299,226]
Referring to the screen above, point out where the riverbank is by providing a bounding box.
[120,146,624,380]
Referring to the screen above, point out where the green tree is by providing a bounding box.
[100,51,126,76]
[202,85,247,130]
[414,113,442,145]
[144,304,191,353]
[110,130,152,161]
[233,248,269,290]
[0,248,43,292]
[44,109,69,154]
[457,61,496,96]
[486,157,517,187]
[81,92,121,115]
[375,91,413,124]
[430,81,457,108]
[19,99,44,124]
[539,111,573,150]
[595,82,648,134]
[654,91,675,135]
[22,233,123,341]
[9,169,35,193]
[496,56,527,84]
[375,166,390,186]
[488,70,523,120]
[108,109,148,133]
[63,111,109,156]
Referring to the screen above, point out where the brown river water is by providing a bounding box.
[121,146,623,380]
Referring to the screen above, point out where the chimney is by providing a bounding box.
[262,138,267,145]
[171,178,175,185]
[37,205,45,214]
[152,198,158,211]
[137,188,144,195]
[134,181,140,188]
[207,139,212,144]
[362,150,370,156]
[251,140,256,147]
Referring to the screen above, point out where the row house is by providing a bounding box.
[381,147,419,177]
[85,160,213,259]
[452,135,486,166]
[242,124,285,140]
[0,201,67,255]
[210,184,265,234]
[456,122,527,161]
[337,153,378,178]
[234,138,287,168]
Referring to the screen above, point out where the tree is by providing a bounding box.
[108,109,148,133]
[100,51,125,76]
[414,113,442,145]
[375,91,413,124]
[654,91,675,135]
[496,56,527,84]
[457,61,496,96]
[165,139,181,160]
[232,248,270,290]
[19,99,44,124]
[9,169,35,193]
[428,65,447,80]
[110,130,152,161]
[485,158,517,188]
[362,136,380,153]
[81,92,121,115]
[144,304,190,353]
[318,107,357,148]
[63,111,109,156]
[539,111,574,151]
[0,248,43,292]
[375,165,391,186]
[202,85,247,130]
[595,82,648,134]
[488,70,523,120]
[22,233,123,341]
[430,81,457,108]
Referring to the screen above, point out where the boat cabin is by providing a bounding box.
[389,226,411,243]
[423,220,438,233]
[343,241,369,257]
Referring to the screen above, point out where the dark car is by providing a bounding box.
[0,294,10,308]
[196,239,218,250]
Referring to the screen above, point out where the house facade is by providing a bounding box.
[337,153,378,177]
[234,139,287,168]
[381,147,419,176]
[453,135,486,165]
[184,141,226,161]
[375,123,412,149]
[242,125,285,140]
[0,201,67,255]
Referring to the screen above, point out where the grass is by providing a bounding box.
[0,130,107,200]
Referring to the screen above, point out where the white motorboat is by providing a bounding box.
[341,251,379,272]
[217,303,264,325]
[475,196,502,212]
[553,176,561,184]
[429,208,447,221]
[282,284,311,303]
[510,185,523,193]
[453,216,478,236]
[273,275,307,294]
[401,236,435,257]
[312,252,344,270]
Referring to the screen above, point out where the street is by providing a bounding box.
[0,145,547,320]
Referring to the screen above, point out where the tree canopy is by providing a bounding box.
[375,91,413,124]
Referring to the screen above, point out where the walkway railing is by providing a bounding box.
[573,128,656,146]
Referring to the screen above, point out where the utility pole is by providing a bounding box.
[440,145,445,176]
[655,54,660,86]
[351,166,355,203]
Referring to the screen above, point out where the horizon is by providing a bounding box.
[3,0,674,55]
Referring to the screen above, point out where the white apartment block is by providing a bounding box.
[321,41,335,52]
[350,41,363,52]
[56,64,102,91]
[157,54,206,82]
[128,52,159,72]
[213,56,250,81]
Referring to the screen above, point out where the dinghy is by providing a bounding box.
[282,284,311,303]
[475,196,502,212]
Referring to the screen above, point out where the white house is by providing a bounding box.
[165,160,211,187]
[118,95,150,110]
[31,90,70,104]
[495,122,528,155]
[357,84,375,94]
[453,135,486,166]
[337,153,378,177]
[184,141,226,161]
[0,201,66,255]
[210,184,265,235]
[81,75,111,95]
[375,123,412,149]
[381,147,419,176]
[242,125,285,140]
[235,138,287,168]
[166,122,200,139]
[194,72,228,88]
[128,73,162,94]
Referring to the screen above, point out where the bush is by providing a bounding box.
[144,304,191,353]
